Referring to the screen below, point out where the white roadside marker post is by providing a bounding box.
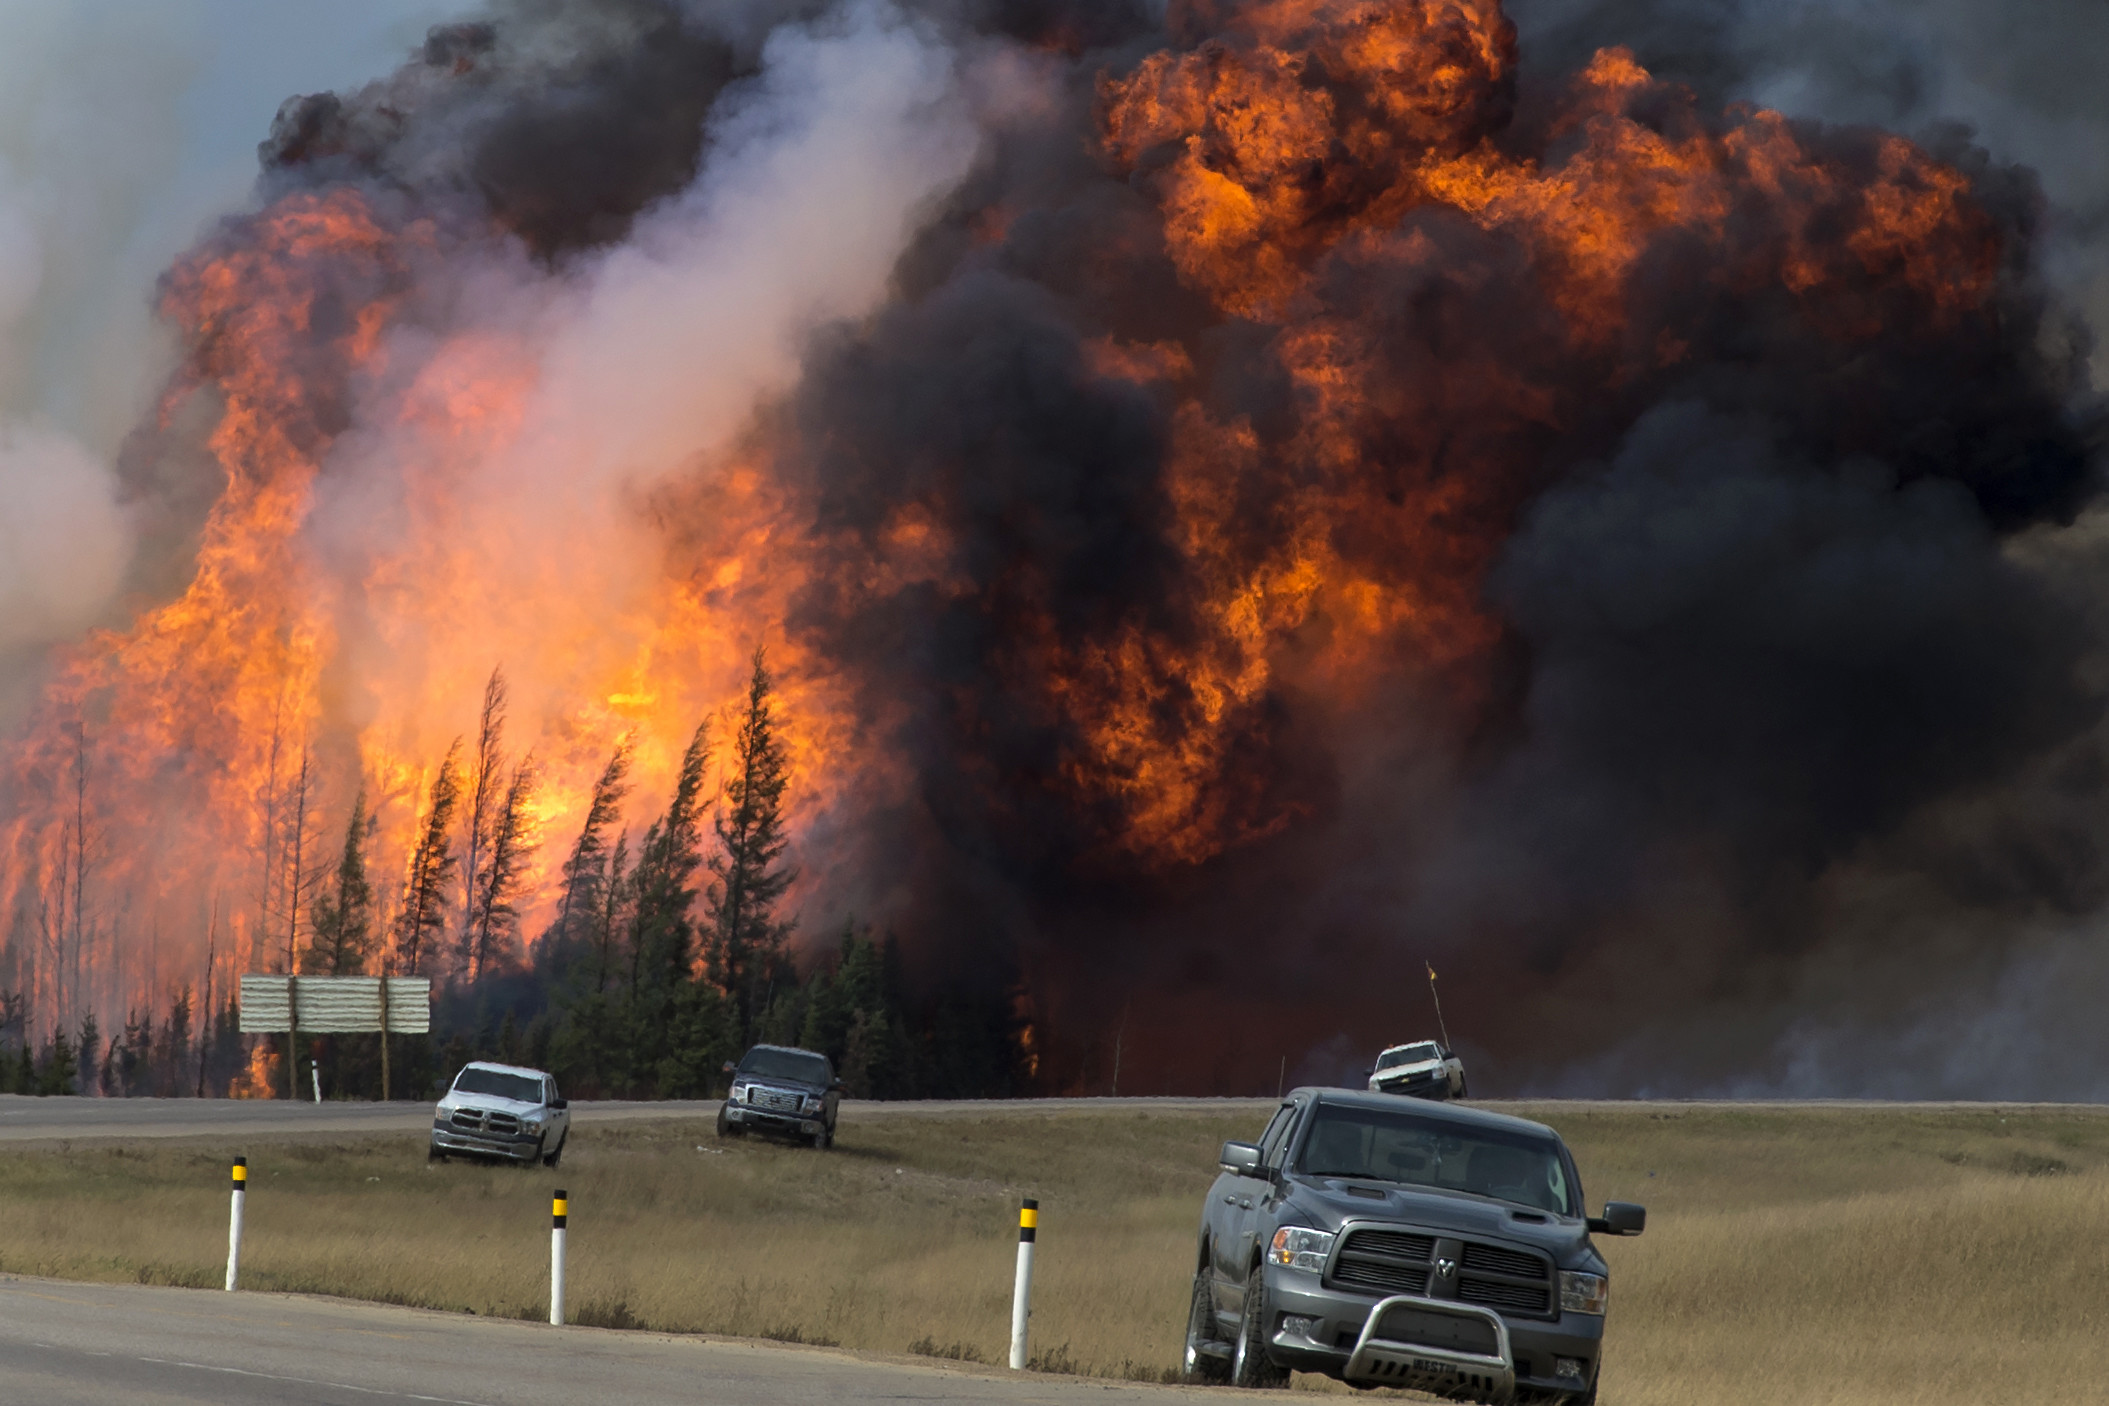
[1009,1198,1037,1370]
[550,1189,568,1327]
[310,1059,322,1104]
[225,1158,247,1291]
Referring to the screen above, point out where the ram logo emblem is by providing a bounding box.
[1435,1256,1457,1280]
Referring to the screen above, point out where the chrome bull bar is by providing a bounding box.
[1343,1295,1515,1402]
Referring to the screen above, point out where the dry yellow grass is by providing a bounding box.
[2,1102,2106,1404]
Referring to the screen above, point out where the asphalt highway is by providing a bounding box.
[0,1276,1237,1406]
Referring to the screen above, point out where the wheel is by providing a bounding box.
[525,1136,546,1167]
[542,1133,566,1169]
[1457,1075,1470,1099]
[811,1124,832,1150]
[1182,1271,1229,1383]
[716,1106,745,1138]
[1230,1265,1289,1389]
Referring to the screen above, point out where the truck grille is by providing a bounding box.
[1330,1229,1434,1295]
[1462,1243,1544,1279]
[450,1109,521,1137]
[1457,1244,1553,1316]
[1328,1228,1555,1319]
[749,1089,802,1113]
[1459,1278,1550,1313]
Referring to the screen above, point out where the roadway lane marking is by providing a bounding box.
[0,1281,428,1342]
[135,1355,494,1405]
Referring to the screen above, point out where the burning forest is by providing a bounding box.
[1,0,2106,1099]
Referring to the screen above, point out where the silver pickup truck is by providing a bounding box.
[429,1060,570,1167]
[1183,1087,1643,1403]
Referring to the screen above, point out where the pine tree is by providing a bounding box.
[308,792,376,975]
[38,1024,77,1096]
[116,1007,152,1096]
[458,668,508,953]
[0,990,22,1095]
[393,742,464,976]
[161,986,193,1098]
[705,648,796,1048]
[75,1012,101,1095]
[631,723,713,987]
[277,745,325,978]
[553,741,631,949]
[625,721,720,1093]
[465,758,539,981]
[595,830,631,994]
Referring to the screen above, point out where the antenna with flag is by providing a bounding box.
[1426,963,1453,1053]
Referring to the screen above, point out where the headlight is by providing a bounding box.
[1268,1227,1336,1273]
[802,1095,824,1112]
[1559,1271,1609,1315]
[730,1082,749,1102]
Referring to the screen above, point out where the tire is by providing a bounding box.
[542,1133,566,1169]
[1456,1075,1470,1099]
[525,1136,546,1168]
[811,1124,832,1150]
[1230,1265,1289,1389]
[716,1106,745,1138]
[1182,1271,1229,1383]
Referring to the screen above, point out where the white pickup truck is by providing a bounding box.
[429,1060,570,1167]
[1368,1041,1468,1101]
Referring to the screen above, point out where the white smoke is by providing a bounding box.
[0,421,128,650]
[307,0,986,783]
[0,0,459,703]
[0,182,127,676]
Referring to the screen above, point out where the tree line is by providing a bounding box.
[0,648,1028,1100]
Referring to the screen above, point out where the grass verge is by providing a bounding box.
[1,1102,2105,1404]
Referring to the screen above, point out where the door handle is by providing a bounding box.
[1239,1198,1253,1210]
[1222,1194,1237,1205]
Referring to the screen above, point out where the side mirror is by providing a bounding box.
[832,1079,847,1091]
[1219,1141,1263,1175]
[1587,1202,1646,1236]
[549,1097,568,1111]
[721,1061,738,1075]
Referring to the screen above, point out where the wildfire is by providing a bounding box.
[0,0,2023,1053]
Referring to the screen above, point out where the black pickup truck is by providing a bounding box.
[1183,1088,1643,1403]
[715,1043,844,1149]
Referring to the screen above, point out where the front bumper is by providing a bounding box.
[1371,1070,1451,1099]
[431,1125,544,1161]
[722,1104,825,1137]
[1262,1273,1603,1399]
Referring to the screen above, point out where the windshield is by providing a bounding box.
[452,1068,543,1104]
[1297,1104,1574,1215]
[738,1048,832,1085]
[1377,1044,1441,1070]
